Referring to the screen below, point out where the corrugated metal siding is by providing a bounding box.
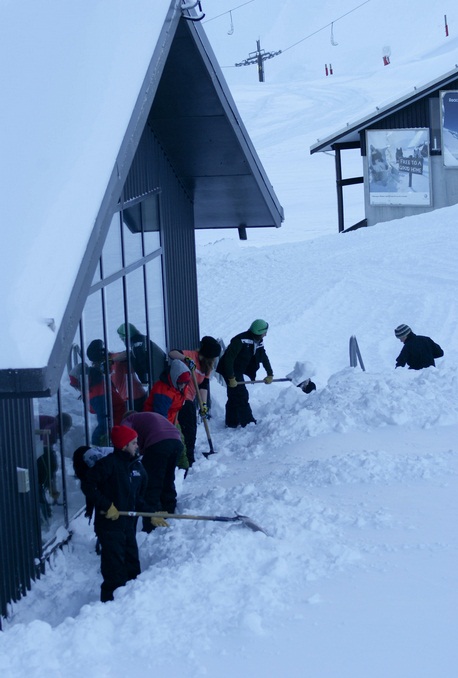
[0,398,41,622]
[161,179,199,350]
[370,97,430,131]
[159,138,200,350]
[124,125,162,203]
[368,77,458,135]
[124,124,200,350]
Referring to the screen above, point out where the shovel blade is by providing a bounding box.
[235,513,269,536]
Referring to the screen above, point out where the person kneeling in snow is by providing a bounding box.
[81,424,168,602]
[394,324,444,370]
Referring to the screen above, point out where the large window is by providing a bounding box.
[40,190,166,540]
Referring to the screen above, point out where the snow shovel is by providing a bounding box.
[236,378,292,384]
[190,366,215,457]
[118,510,269,535]
[237,377,316,393]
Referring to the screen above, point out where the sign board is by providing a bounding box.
[398,157,423,174]
[440,90,458,167]
[367,128,431,206]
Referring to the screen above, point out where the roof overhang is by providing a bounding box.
[148,18,284,230]
[310,65,458,154]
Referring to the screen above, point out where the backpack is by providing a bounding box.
[72,445,113,519]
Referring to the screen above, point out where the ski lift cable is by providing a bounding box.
[203,0,255,24]
[281,0,372,54]
[207,0,372,69]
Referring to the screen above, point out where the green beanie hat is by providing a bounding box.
[117,323,140,340]
[249,319,269,335]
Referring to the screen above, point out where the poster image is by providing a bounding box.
[367,128,431,206]
[440,90,458,167]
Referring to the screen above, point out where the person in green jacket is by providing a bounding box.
[216,319,273,428]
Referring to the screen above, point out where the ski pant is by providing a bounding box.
[178,399,197,465]
[141,438,183,532]
[225,376,256,428]
[98,524,140,602]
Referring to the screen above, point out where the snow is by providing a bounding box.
[0,0,172,368]
[1,1,458,677]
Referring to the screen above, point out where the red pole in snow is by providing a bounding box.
[325,63,329,76]
[444,15,449,37]
[329,63,333,75]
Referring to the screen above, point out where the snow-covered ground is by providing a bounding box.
[1,1,458,677]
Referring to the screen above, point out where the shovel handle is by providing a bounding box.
[236,378,292,384]
[117,511,268,535]
[190,367,215,455]
[118,510,235,522]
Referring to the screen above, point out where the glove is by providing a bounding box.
[176,446,190,471]
[105,503,120,520]
[200,403,209,419]
[151,514,170,528]
[264,375,274,384]
[228,377,238,388]
[184,356,196,371]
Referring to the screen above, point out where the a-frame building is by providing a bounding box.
[0,0,283,622]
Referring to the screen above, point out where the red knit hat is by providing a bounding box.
[111,425,137,449]
[176,371,191,385]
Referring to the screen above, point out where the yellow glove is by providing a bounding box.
[151,514,170,528]
[184,356,196,371]
[264,375,274,384]
[228,377,238,388]
[105,503,120,520]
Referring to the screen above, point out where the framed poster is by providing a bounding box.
[367,128,431,206]
[440,90,458,167]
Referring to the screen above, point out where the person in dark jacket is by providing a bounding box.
[81,424,168,602]
[117,323,167,386]
[122,411,184,532]
[37,413,72,519]
[394,324,444,370]
[216,319,274,428]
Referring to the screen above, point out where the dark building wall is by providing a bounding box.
[0,398,41,622]
[160,166,200,351]
[136,124,200,351]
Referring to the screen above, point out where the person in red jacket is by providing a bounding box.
[168,335,221,466]
[143,359,191,424]
[86,340,126,445]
